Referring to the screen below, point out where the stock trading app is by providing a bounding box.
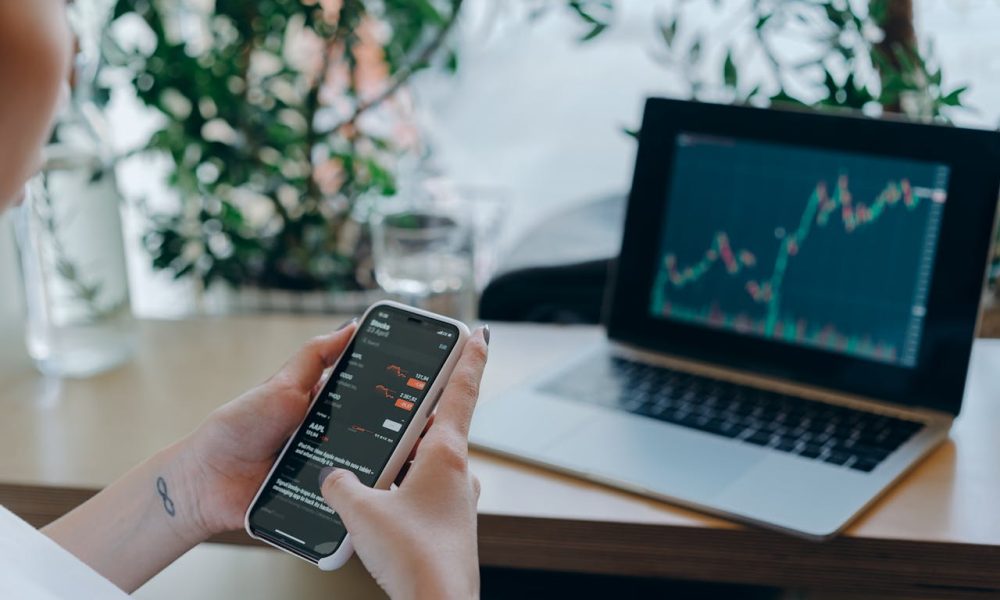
[649,133,949,367]
[248,306,459,560]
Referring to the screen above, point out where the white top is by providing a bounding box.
[0,506,129,599]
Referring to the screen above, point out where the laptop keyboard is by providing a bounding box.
[541,355,925,473]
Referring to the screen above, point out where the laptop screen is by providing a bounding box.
[648,132,950,369]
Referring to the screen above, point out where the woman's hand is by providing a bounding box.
[43,319,487,595]
[43,321,360,592]
[177,320,359,538]
[320,327,489,600]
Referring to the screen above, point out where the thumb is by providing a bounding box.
[273,319,356,394]
[319,467,372,515]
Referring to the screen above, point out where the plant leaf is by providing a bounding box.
[580,22,608,42]
[940,85,968,107]
[658,16,678,49]
[723,49,738,88]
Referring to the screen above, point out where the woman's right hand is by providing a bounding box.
[320,326,490,600]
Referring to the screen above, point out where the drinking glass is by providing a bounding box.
[371,197,476,321]
[423,180,507,291]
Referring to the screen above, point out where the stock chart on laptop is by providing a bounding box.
[649,133,950,368]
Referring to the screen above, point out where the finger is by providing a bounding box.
[422,414,435,434]
[394,460,413,487]
[274,319,356,393]
[320,467,375,515]
[471,473,481,501]
[405,415,436,462]
[432,326,489,438]
[310,364,337,399]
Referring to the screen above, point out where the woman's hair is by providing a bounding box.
[0,0,71,208]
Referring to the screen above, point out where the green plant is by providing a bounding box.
[653,0,967,120]
[105,0,611,292]
[649,0,995,284]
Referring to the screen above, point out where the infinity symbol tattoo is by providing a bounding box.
[156,476,176,517]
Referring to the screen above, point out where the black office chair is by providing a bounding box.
[478,258,610,325]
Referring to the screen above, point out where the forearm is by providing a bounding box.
[41,439,210,593]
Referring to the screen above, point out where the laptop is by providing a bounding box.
[470,98,1000,539]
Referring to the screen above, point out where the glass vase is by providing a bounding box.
[13,107,135,378]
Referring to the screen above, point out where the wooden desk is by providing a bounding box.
[2,317,999,598]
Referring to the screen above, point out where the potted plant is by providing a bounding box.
[102,0,612,312]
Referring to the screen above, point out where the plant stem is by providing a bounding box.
[873,0,917,113]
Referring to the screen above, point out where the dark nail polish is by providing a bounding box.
[336,317,358,331]
[482,324,490,346]
[318,466,339,488]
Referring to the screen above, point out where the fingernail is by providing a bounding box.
[481,324,490,346]
[335,318,358,331]
[318,466,339,489]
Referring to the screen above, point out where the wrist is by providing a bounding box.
[39,436,216,592]
[154,438,216,545]
[398,555,479,600]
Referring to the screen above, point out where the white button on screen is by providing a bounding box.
[382,419,402,432]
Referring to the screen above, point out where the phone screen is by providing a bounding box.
[247,305,461,561]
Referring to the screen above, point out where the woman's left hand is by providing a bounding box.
[176,320,357,538]
[43,321,359,592]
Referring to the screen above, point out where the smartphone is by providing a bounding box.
[244,300,470,570]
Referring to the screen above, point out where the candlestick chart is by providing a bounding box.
[650,134,949,367]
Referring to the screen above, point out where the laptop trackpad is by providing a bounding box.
[542,413,763,500]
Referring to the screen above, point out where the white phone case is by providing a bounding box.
[243,300,471,570]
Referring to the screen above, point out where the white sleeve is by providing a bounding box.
[0,505,131,599]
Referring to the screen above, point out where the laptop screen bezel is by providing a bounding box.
[606,98,1000,416]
